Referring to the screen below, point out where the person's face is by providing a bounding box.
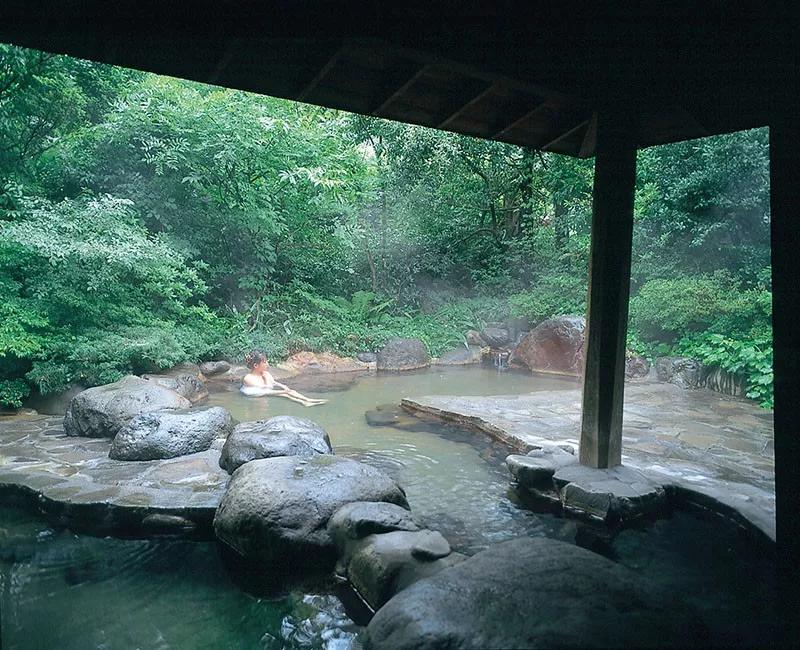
[254,359,268,372]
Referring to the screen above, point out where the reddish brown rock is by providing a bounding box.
[279,351,369,374]
[513,316,586,376]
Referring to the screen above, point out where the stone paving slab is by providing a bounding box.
[0,415,229,537]
[402,382,775,541]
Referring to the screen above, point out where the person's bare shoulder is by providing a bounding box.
[242,372,262,387]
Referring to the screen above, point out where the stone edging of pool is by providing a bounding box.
[0,415,227,538]
[401,383,776,544]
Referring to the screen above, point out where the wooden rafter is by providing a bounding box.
[540,117,591,151]
[370,64,430,116]
[296,44,350,103]
[435,80,499,129]
[489,101,549,139]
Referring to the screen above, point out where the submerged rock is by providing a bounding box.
[376,338,430,371]
[199,360,231,376]
[513,316,586,376]
[64,375,191,438]
[143,373,209,404]
[364,404,421,430]
[343,530,463,611]
[219,415,333,473]
[213,455,409,569]
[109,406,234,461]
[365,537,707,649]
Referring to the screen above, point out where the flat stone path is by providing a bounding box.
[403,381,775,541]
[0,414,229,536]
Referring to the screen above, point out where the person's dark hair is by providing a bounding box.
[244,350,267,369]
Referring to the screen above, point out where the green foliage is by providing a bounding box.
[0,43,774,409]
[677,331,773,408]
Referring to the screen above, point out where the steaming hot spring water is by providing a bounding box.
[0,366,776,648]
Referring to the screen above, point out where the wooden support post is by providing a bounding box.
[579,108,637,469]
[770,115,800,645]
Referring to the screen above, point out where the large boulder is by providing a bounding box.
[625,354,651,379]
[376,338,430,371]
[513,316,586,376]
[199,360,231,376]
[365,537,707,649]
[109,406,234,461]
[219,415,333,474]
[479,327,511,347]
[280,351,369,374]
[434,345,482,366]
[143,373,209,404]
[63,375,191,438]
[655,356,702,389]
[213,455,409,569]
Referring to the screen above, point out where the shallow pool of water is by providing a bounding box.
[0,366,777,648]
[207,366,579,553]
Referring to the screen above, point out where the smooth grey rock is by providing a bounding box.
[328,501,420,550]
[199,360,231,376]
[109,406,234,461]
[143,373,208,404]
[553,464,666,523]
[364,404,421,429]
[357,352,377,363]
[506,445,578,487]
[343,530,461,611]
[219,415,332,473]
[141,513,197,534]
[376,338,430,371]
[64,376,191,438]
[434,345,482,366]
[479,327,511,347]
[655,356,702,389]
[213,455,409,569]
[365,537,707,649]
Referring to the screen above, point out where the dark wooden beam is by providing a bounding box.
[540,117,590,151]
[579,107,637,469]
[770,110,800,646]
[296,44,350,103]
[578,112,598,158]
[489,101,549,140]
[435,80,499,129]
[370,64,430,116]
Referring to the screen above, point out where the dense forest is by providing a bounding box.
[0,45,773,408]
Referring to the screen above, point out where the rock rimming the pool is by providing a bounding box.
[213,455,409,570]
[143,373,209,404]
[376,338,430,371]
[506,444,578,487]
[343,530,464,611]
[199,360,231,376]
[328,501,421,551]
[109,406,234,461]
[219,415,333,473]
[365,537,707,649]
[64,375,191,438]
